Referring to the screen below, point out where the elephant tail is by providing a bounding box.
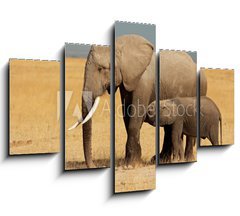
[219,115,222,145]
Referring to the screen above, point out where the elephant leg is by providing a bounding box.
[124,90,151,166]
[125,122,142,166]
[178,136,184,162]
[185,136,196,161]
[120,83,132,130]
[160,125,172,163]
[171,121,183,162]
[172,135,179,162]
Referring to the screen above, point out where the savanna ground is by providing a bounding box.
[201,69,234,146]
[65,58,110,170]
[10,60,60,154]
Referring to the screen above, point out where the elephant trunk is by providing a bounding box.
[82,97,94,168]
[82,95,100,168]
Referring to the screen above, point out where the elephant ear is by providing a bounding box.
[116,34,154,92]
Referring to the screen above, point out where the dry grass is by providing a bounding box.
[115,165,156,193]
[201,69,234,146]
[65,58,110,170]
[9,59,60,154]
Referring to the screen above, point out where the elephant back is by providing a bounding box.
[160,50,197,100]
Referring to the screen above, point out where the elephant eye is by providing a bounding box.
[98,66,107,72]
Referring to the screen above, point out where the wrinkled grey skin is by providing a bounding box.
[158,52,207,162]
[147,96,222,162]
[81,35,207,167]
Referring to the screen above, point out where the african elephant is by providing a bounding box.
[69,34,155,168]
[159,51,207,162]
[147,96,222,161]
[68,36,207,168]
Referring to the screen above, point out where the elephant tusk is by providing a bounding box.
[67,96,101,130]
[68,117,83,131]
[81,96,100,125]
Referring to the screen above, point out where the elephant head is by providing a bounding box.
[146,100,179,127]
[68,34,154,168]
[159,100,178,126]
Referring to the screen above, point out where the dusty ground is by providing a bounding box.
[65,58,110,170]
[10,60,60,154]
[115,165,156,193]
[201,69,234,146]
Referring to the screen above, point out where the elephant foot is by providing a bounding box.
[122,158,144,169]
[151,154,164,164]
[172,155,179,163]
[125,143,142,167]
[185,152,195,162]
[86,161,96,169]
[122,164,135,170]
[159,152,172,163]
[125,156,142,168]
[150,155,156,164]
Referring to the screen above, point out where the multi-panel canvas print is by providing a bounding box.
[65,43,110,170]
[114,21,156,193]
[9,59,60,155]
[6,20,237,195]
[199,68,234,146]
[159,50,198,164]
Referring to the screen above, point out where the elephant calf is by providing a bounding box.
[147,96,222,161]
